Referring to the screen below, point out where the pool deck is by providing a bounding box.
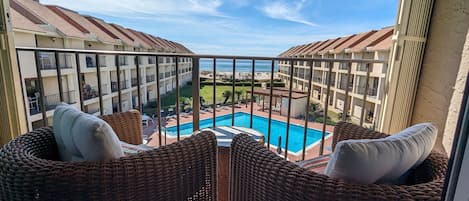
[144,103,334,161]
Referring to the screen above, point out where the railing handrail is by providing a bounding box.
[19,46,387,162]
[16,46,387,63]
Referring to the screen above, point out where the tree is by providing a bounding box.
[235,90,243,102]
[222,90,232,104]
[180,97,190,111]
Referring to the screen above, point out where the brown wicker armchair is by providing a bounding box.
[230,122,448,201]
[0,111,217,201]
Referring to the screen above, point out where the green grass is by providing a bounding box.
[144,84,254,114]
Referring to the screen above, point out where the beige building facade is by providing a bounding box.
[11,0,193,131]
[278,27,393,128]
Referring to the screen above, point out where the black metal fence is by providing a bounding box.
[16,47,387,161]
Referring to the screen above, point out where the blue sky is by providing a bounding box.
[41,0,398,56]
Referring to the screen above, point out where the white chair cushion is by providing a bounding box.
[325,123,437,184]
[53,103,124,162]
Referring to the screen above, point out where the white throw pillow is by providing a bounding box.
[53,103,124,162]
[325,123,437,184]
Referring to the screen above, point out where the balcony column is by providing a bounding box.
[380,0,434,134]
[0,0,28,145]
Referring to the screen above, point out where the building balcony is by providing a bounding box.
[111,80,128,92]
[10,47,457,201]
[146,74,156,83]
[27,90,76,115]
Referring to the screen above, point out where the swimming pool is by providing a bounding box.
[165,112,330,153]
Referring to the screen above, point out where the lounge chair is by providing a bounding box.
[0,110,217,201]
[230,122,448,201]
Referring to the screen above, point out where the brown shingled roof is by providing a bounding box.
[367,33,393,51]
[331,30,376,53]
[318,35,355,55]
[51,6,122,44]
[10,4,46,33]
[110,25,151,49]
[310,38,340,54]
[280,27,393,56]
[10,0,44,24]
[285,45,303,56]
[349,27,393,52]
[297,42,321,56]
[289,44,309,56]
[46,6,90,34]
[279,47,294,56]
[12,0,193,53]
[109,24,135,42]
[16,0,87,38]
[85,17,119,40]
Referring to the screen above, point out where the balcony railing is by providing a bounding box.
[82,85,99,100]
[28,90,76,115]
[146,74,156,83]
[17,47,387,162]
[111,81,128,92]
[131,77,138,87]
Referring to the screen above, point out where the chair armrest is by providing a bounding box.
[100,110,142,145]
[0,129,218,201]
[230,134,446,201]
[332,122,389,151]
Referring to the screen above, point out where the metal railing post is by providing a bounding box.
[155,56,163,146]
[360,63,371,126]
[231,58,235,126]
[54,51,64,102]
[320,61,334,156]
[342,62,352,121]
[213,58,216,128]
[267,59,275,150]
[136,56,142,112]
[75,53,84,111]
[302,60,314,160]
[96,54,104,115]
[116,55,123,112]
[285,58,295,159]
[249,59,255,128]
[192,57,200,131]
[175,56,180,141]
[34,51,48,126]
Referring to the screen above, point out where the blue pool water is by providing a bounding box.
[165,112,329,153]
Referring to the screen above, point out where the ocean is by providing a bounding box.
[200,59,279,72]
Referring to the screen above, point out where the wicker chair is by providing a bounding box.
[230,122,448,201]
[0,110,217,201]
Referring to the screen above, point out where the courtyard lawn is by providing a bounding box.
[145,84,254,113]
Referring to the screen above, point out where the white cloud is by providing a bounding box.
[40,0,226,17]
[259,0,317,27]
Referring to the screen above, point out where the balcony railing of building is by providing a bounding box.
[131,77,138,87]
[38,52,74,70]
[146,74,156,83]
[82,85,100,100]
[111,80,128,92]
[28,90,76,115]
[356,86,378,97]
[16,46,386,161]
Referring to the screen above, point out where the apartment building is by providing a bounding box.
[11,0,193,130]
[278,27,393,127]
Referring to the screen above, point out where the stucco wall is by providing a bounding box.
[412,0,469,153]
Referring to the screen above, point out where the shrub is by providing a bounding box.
[313,117,337,126]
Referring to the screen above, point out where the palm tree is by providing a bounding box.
[222,90,232,104]
[235,90,243,102]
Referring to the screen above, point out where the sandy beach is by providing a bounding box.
[200,71,279,81]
